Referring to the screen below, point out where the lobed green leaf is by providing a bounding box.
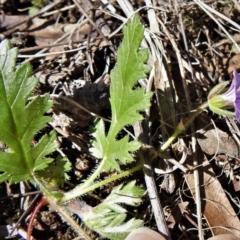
[0,40,65,184]
[82,181,144,240]
[90,15,152,172]
[109,15,152,137]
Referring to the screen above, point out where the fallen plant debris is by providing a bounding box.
[1,0,240,240]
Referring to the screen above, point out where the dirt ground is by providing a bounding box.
[1,0,240,239]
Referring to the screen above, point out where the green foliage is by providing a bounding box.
[0,15,151,240]
[67,181,144,240]
[91,119,141,172]
[38,156,71,187]
[63,15,151,239]
[29,0,49,15]
[0,40,69,184]
[90,15,152,172]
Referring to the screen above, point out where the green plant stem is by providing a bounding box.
[160,101,209,152]
[76,164,142,196]
[32,174,57,197]
[32,175,92,239]
[61,159,105,202]
[47,197,92,240]
[61,164,142,203]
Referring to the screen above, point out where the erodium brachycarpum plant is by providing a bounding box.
[0,15,151,240]
[0,14,239,240]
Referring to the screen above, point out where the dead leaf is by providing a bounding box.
[185,150,240,236]
[166,202,189,229]
[196,116,239,157]
[0,15,47,32]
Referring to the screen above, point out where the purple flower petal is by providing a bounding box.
[233,69,240,89]
[235,104,240,122]
[221,70,240,103]
[235,92,240,122]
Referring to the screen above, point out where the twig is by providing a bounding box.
[18,46,87,58]
[177,7,204,240]
[8,194,40,237]
[73,0,115,53]
[42,4,76,17]
[3,0,62,37]
[0,191,41,200]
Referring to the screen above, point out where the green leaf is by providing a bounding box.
[28,7,40,15]
[103,219,143,240]
[38,155,71,187]
[86,181,144,239]
[91,120,141,172]
[90,15,152,172]
[67,181,144,240]
[104,180,145,206]
[109,15,152,137]
[0,40,58,184]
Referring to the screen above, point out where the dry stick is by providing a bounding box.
[178,10,204,240]
[19,20,107,54]
[18,46,87,58]
[179,13,204,239]
[72,0,115,53]
[167,5,203,237]
[144,16,173,240]
[232,0,240,13]
[53,95,111,122]
[42,4,76,17]
[86,8,95,75]
[143,0,172,238]
[0,191,41,200]
[142,66,171,240]
[19,42,84,53]
[8,194,40,237]
[22,31,70,64]
[226,117,240,148]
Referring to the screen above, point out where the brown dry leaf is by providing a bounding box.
[196,116,239,157]
[166,202,189,229]
[0,15,47,32]
[29,23,94,46]
[0,15,102,49]
[185,150,240,236]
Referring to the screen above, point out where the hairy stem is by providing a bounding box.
[32,175,92,239]
[47,197,92,240]
[61,163,142,202]
[61,159,105,202]
[75,164,142,196]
